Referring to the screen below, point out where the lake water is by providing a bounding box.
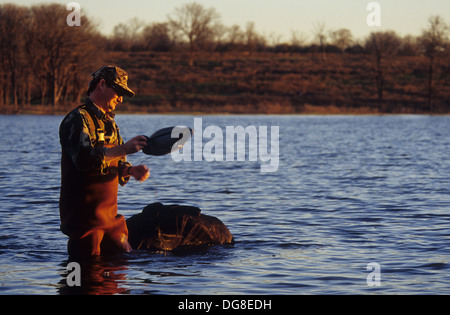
[0,114,449,295]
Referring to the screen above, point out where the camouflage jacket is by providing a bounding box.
[59,98,131,186]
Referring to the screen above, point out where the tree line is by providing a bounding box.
[0,3,103,110]
[0,2,449,112]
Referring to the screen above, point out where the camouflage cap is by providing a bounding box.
[91,66,135,97]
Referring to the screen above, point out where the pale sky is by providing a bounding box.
[5,0,450,41]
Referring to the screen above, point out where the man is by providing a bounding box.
[59,66,150,258]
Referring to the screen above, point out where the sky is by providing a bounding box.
[5,0,450,41]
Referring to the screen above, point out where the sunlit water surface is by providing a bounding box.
[0,114,449,294]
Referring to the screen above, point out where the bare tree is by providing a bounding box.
[418,16,449,111]
[168,2,221,52]
[212,23,228,49]
[399,35,420,56]
[365,31,401,111]
[329,28,353,53]
[142,22,172,51]
[112,23,131,50]
[0,3,104,110]
[268,32,283,47]
[0,4,29,110]
[245,22,265,52]
[312,21,327,60]
[245,22,257,50]
[227,24,245,46]
[112,17,145,51]
[290,30,309,47]
[25,4,103,107]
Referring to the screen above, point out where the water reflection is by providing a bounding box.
[58,256,129,295]
[56,245,235,295]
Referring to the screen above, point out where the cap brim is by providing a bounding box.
[110,82,135,97]
[121,87,135,97]
[117,85,135,97]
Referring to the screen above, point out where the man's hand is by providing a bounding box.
[128,165,150,182]
[123,136,148,154]
[105,135,148,162]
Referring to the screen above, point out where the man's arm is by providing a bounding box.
[108,135,150,183]
[105,135,148,163]
[61,110,149,181]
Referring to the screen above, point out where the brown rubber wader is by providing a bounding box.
[60,116,131,259]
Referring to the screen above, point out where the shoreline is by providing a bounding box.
[0,104,445,116]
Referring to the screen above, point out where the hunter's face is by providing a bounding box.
[94,79,124,113]
[105,87,123,113]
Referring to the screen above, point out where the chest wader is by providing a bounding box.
[61,106,131,258]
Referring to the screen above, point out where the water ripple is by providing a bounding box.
[1,115,450,294]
